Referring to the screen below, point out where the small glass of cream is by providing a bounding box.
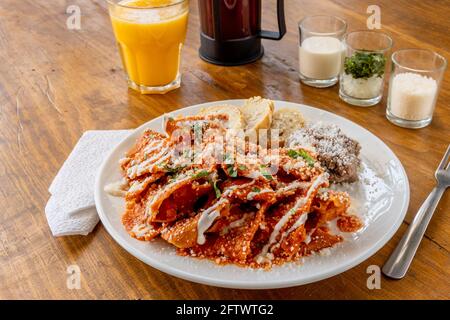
[386,49,447,128]
[298,15,347,88]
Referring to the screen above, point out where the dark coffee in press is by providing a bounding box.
[198,0,286,66]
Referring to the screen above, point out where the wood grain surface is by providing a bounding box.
[0,0,449,299]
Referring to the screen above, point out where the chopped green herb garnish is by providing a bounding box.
[252,187,261,193]
[161,162,185,173]
[260,165,274,181]
[226,165,238,178]
[192,170,209,179]
[287,149,315,167]
[193,123,203,139]
[262,172,273,181]
[287,149,298,158]
[163,165,178,173]
[238,164,247,171]
[212,180,221,198]
[297,150,315,167]
[344,51,386,79]
[224,153,233,164]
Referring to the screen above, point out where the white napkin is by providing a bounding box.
[45,130,132,236]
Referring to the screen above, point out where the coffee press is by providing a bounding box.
[198,0,286,66]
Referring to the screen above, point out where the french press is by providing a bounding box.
[198,0,286,66]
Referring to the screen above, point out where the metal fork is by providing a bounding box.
[382,144,450,279]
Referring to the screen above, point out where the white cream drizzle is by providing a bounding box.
[145,173,192,217]
[326,218,350,238]
[143,147,170,167]
[285,213,309,236]
[222,181,256,196]
[256,173,328,263]
[143,140,164,156]
[153,152,172,168]
[244,170,264,180]
[220,213,254,236]
[128,174,161,194]
[275,181,311,196]
[196,181,256,245]
[104,178,128,197]
[131,223,154,238]
[127,147,171,178]
[128,178,147,194]
[246,189,273,200]
[196,199,228,245]
[304,232,313,244]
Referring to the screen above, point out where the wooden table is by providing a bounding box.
[0,0,449,300]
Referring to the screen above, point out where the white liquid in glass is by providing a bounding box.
[299,36,344,80]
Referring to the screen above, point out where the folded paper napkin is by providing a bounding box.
[45,130,132,236]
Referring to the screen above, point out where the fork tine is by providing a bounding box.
[437,145,450,171]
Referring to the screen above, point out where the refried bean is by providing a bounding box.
[287,122,361,183]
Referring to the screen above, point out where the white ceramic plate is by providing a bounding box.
[95,100,409,289]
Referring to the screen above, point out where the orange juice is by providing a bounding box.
[109,0,189,93]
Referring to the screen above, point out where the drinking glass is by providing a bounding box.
[386,49,447,128]
[107,0,189,94]
[339,31,392,106]
[298,15,347,88]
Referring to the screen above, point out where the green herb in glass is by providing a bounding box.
[344,51,386,79]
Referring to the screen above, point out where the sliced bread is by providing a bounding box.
[240,96,274,136]
[197,104,245,132]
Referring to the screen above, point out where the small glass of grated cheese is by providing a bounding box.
[389,73,437,120]
[386,49,447,129]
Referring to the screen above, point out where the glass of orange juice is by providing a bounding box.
[107,0,189,94]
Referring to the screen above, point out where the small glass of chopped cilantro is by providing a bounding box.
[340,31,392,105]
[344,51,386,79]
[342,31,392,80]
